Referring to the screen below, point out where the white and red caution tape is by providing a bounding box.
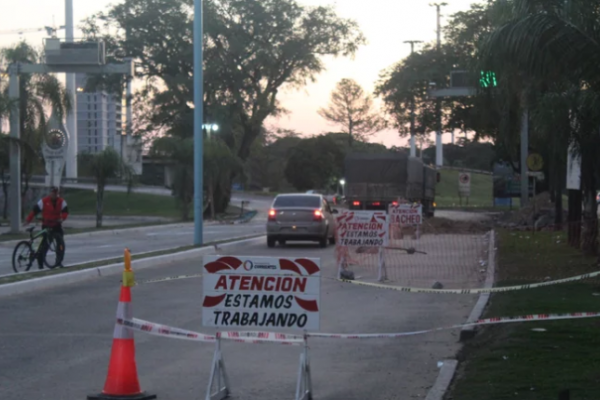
[119,312,600,344]
[307,311,600,339]
[118,317,303,345]
[118,317,216,343]
[338,270,600,294]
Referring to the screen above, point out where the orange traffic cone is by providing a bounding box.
[88,249,156,400]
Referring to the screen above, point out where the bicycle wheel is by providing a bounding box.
[12,241,34,273]
[44,233,65,269]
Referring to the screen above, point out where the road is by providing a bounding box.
[0,239,478,400]
[0,222,265,273]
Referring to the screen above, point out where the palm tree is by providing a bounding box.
[78,147,134,228]
[1,41,72,215]
[477,0,600,255]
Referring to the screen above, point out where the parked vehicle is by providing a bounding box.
[344,153,437,216]
[266,194,338,248]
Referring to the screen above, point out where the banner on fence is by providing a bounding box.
[389,203,423,226]
[335,211,389,247]
[202,256,321,331]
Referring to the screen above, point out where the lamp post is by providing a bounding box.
[404,40,423,157]
[203,123,219,139]
[430,2,447,167]
[65,0,77,178]
[339,179,346,197]
[193,0,204,246]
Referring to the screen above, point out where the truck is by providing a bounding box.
[344,152,437,216]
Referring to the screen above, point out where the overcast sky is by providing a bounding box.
[0,0,479,147]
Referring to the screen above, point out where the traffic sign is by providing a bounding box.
[527,153,544,171]
[458,172,471,196]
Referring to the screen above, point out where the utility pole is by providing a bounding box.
[404,40,422,158]
[430,2,447,167]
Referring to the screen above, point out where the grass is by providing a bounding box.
[62,189,181,219]
[446,230,600,400]
[436,169,495,208]
[0,233,265,285]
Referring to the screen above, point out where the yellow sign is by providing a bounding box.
[527,153,544,171]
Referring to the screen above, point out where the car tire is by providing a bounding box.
[328,235,336,245]
[267,236,276,248]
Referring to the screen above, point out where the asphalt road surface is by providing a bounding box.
[0,238,478,400]
[0,222,265,273]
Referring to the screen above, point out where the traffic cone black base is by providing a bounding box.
[87,392,157,400]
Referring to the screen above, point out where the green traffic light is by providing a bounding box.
[480,71,497,88]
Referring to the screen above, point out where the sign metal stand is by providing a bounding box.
[206,332,230,400]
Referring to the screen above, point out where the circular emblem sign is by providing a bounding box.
[46,129,67,150]
[459,173,470,184]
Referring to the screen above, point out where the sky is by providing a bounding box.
[0,0,479,147]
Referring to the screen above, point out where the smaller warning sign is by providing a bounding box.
[202,256,321,331]
[389,203,423,226]
[335,211,389,247]
[458,172,471,196]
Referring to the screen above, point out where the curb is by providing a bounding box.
[424,360,459,400]
[0,235,266,298]
[460,230,496,341]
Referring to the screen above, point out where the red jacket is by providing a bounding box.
[26,196,69,227]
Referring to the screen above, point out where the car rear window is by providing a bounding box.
[273,195,321,208]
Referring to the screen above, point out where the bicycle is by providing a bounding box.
[12,220,66,273]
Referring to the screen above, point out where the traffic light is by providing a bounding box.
[480,71,497,88]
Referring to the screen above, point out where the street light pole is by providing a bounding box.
[430,2,447,167]
[193,0,204,246]
[404,40,423,157]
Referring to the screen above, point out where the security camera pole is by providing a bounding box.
[7,41,133,234]
[404,40,423,158]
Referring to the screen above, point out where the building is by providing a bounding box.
[75,73,123,155]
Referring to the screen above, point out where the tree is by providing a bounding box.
[477,0,600,255]
[150,136,195,221]
[78,148,134,228]
[0,42,72,217]
[82,0,364,158]
[318,78,385,146]
[0,134,9,219]
[284,135,343,191]
[204,139,243,219]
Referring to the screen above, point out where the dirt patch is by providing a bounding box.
[419,217,493,235]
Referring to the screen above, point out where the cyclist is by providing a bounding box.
[23,186,69,269]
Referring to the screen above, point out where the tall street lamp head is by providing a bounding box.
[340,179,346,185]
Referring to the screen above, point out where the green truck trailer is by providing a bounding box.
[344,152,437,216]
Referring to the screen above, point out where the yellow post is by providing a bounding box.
[122,248,135,287]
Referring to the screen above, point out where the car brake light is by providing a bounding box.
[268,209,277,221]
[392,201,398,206]
[372,202,381,206]
[314,209,323,221]
[353,201,360,206]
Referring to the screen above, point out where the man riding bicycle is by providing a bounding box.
[23,186,69,269]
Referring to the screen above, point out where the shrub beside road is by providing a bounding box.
[446,230,600,399]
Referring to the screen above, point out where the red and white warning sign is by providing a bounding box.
[335,211,389,247]
[202,256,321,331]
[389,203,423,226]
